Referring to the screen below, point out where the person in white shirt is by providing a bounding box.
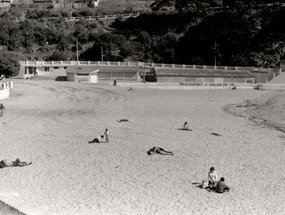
[208,166,218,188]
[104,129,109,143]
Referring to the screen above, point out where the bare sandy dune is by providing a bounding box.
[0,80,284,215]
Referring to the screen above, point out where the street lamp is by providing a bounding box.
[213,41,217,67]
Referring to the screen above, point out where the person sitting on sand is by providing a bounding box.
[89,135,104,143]
[113,80,117,86]
[117,118,130,122]
[147,147,174,155]
[104,129,109,143]
[183,122,190,130]
[208,167,218,188]
[128,87,133,91]
[216,177,230,193]
[0,158,32,168]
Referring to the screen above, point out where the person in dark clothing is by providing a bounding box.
[216,177,230,193]
[89,135,104,143]
[117,119,130,122]
[0,103,5,117]
[147,147,174,155]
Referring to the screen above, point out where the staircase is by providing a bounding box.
[269,71,285,83]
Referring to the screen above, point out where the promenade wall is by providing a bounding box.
[19,61,275,83]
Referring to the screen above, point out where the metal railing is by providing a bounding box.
[20,61,272,72]
[65,13,139,22]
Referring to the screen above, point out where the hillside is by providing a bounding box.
[98,0,153,13]
[0,0,154,15]
[0,0,285,67]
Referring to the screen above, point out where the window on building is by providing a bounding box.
[29,68,34,74]
[54,67,59,69]
[25,67,34,74]
[44,67,50,71]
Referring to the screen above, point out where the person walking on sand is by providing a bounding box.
[216,177,230,193]
[0,103,5,117]
[104,129,109,143]
[208,167,218,188]
[89,135,104,144]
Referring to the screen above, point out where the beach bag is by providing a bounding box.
[201,180,208,189]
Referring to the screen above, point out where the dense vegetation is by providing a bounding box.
[0,0,284,67]
[0,52,20,80]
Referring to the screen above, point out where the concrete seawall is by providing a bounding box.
[0,200,26,215]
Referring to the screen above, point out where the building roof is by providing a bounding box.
[33,0,54,2]
[66,66,139,74]
[154,68,255,78]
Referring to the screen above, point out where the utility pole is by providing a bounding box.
[101,46,103,62]
[214,41,217,67]
[76,38,79,62]
[137,0,139,14]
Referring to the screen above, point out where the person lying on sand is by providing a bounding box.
[0,158,32,168]
[88,135,104,143]
[117,119,130,122]
[147,147,174,155]
[216,177,230,193]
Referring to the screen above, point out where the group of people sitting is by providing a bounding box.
[205,166,230,193]
[0,158,32,168]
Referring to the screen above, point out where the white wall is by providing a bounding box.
[0,89,9,100]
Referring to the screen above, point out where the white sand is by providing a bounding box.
[0,80,284,215]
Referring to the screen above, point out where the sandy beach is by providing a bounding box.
[0,80,284,215]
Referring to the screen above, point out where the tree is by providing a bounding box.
[0,18,10,46]
[150,0,206,13]
[0,53,20,80]
[46,51,70,61]
[21,21,35,52]
[74,20,89,44]
[8,25,23,51]
[150,0,175,12]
